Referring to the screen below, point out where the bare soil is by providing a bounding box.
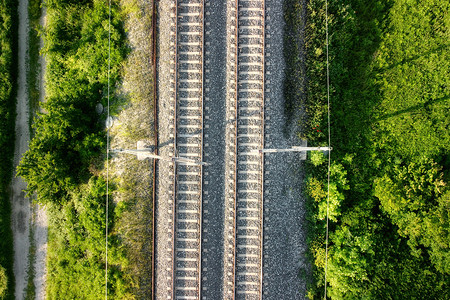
[11,0,31,298]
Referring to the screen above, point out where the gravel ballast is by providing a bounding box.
[154,0,175,298]
[263,0,308,298]
[200,0,228,299]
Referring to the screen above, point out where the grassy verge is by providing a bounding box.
[24,217,36,300]
[27,0,42,135]
[0,0,19,298]
[283,0,306,133]
[25,0,42,300]
[110,0,155,296]
[301,0,450,298]
[23,2,42,297]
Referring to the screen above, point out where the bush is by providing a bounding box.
[310,151,326,167]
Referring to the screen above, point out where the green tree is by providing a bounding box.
[327,226,376,299]
[375,158,449,273]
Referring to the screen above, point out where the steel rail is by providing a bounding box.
[260,1,265,298]
[233,0,239,299]
[171,0,178,298]
[151,1,158,298]
[198,0,205,298]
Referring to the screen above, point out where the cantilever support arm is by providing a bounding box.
[110,149,209,166]
[254,146,332,154]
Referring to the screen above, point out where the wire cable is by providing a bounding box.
[105,0,111,299]
[324,0,331,298]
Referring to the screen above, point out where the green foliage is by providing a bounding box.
[425,190,450,273]
[28,0,44,131]
[0,0,18,299]
[302,0,450,298]
[327,226,376,298]
[326,218,450,299]
[0,265,7,298]
[113,158,153,298]
[46,176,133,299]
[111,1,156,295]
[307,162,349,222]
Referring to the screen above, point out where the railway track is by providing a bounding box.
[168,1,205,299]
[232,0,266,299]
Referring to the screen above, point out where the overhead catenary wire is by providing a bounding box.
[324,0,331,298]
[105,0,111,299]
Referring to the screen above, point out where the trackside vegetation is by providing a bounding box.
[283,0,306,129]
[110,0,156,296]
[17,0,135,298]
[296,0,450,298]
[0,0,18,298]
[27,0,43,129]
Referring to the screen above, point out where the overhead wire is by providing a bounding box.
[105,0,111,299]
[324,0,331,298]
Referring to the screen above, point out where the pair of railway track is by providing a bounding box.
[162,0,266,299]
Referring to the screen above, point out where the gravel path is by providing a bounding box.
[11,0,31,299]
[263,0,308,298]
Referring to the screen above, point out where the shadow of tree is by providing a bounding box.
[377,94,449,121]
[377,44,450,72]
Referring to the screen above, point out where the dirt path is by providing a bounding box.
[11,0,31,298]
[32,3,48,299]
[32,204,47,300]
